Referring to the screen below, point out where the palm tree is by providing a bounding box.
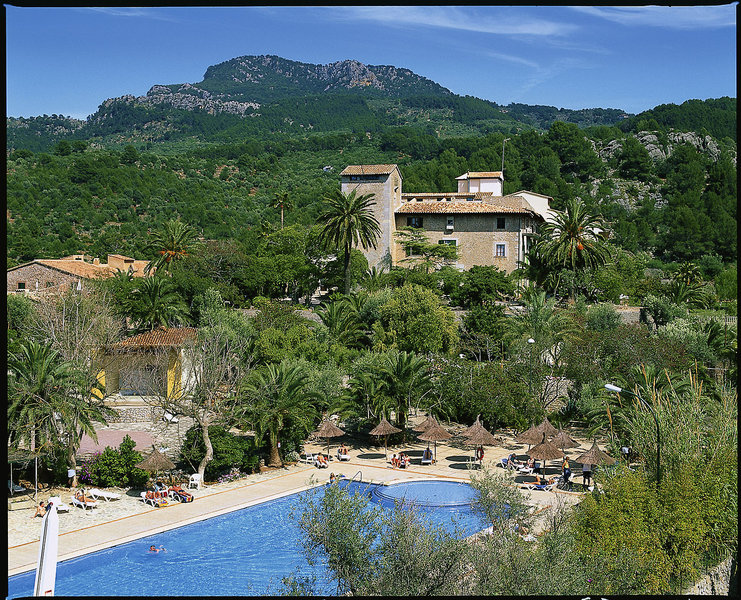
[122,275,190,332]
[145,219,198,274]
[316,298,369,349]
[8,340,111,480]
[271,191,294,230]
[536,197,610,301]
[239,362,318,467]
[378,351,432,431]
[318,189,381,295]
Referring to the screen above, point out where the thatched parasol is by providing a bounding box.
[551,429,579,452]
[461,414,484,438]
[135,446,175,482]
[369,417,402,459]
[526,433,564,476]
[465,425,499,465]
[536,417,558,439]
[575,440,616,467]
[417,420,452,463]
[413,414,437,432]
[515,425,543,447]
[314,419,345,457]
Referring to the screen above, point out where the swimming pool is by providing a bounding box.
[7,480,487,597]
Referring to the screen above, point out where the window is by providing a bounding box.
[119,365,164,396]
[16,282,26,290]
[446,216,454,230]
[496,217,506,230]
[495,243,507,257]
[439,239,457,246]
[407,217,423,228]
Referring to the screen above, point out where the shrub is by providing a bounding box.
[79,435,149,488]
[179,425,260,480]
[586,303,622,332]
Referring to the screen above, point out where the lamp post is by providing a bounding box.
[501,138,511,177]
[527,338,535,398]
[605,384,661,486]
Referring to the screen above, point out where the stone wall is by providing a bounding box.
[7,262,77,293]
[682,555,736,596]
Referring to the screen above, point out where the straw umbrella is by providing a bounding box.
[536,417,558,439]
[417,420,452,463]
[135,446,175,484]
[515,425,543,448]
[526,433,564,478]
[461,414,485,438]
[551,429,579,453]
[465,426,499,466]
[368,417,401,460]
[413,414,437,433]
[313,419,345,458]
[575,440,616,466]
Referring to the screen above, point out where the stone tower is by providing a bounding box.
[339,164,402,270]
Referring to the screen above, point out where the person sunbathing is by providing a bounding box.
[390,453,399,468]
[399,453,408,468]
[534,474,557,486]
[75,490,94,503]
[31,501,46,518]
[316,454,328,468]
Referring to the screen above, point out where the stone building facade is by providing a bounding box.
[340,165,555,273]
[7,254,150,294]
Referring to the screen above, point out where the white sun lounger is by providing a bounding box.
[89,488,121,502]
[299,453,316,464]
[520,482,556,492]
[47,496,71,512]
[337,451,351,462]
[71,495,98,510]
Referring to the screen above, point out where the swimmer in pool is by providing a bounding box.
[149,545,166,553]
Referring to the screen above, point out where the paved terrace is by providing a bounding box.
[9,426,595,577]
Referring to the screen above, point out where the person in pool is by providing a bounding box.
[149,545,166,553]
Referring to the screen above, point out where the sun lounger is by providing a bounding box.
[71,495,98,510]
[337,451,351,461]
[47,496,70,512]
[8,480,26,494]
[520,482,556,492]
[499,458,517,470]
[168,485,194,503]
[140,491,169,507]
[299,453,316,464]
[188,474,202,490]
[89,488,121,502]
[517,465,535,475]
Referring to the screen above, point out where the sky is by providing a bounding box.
[5,5,737,120]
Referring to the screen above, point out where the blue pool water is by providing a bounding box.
[8,480,487,597]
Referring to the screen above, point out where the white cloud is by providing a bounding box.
[485,51,540,70]
[571,6,736,29]
[330,6,578,37]
[78,7,178,22]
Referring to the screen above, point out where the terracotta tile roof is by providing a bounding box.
[340,164,399,176]
[396,195,539,216]
[455,171,503,179]
[36,259,111,279]
[10,256,150,279]
[111,327,198,349]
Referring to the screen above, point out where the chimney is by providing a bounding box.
[93,257,100,265]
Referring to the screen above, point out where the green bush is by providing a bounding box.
[80,435,149,488]
[179,425,260,480]
[586,303,622,332]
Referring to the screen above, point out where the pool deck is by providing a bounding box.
[8,430,592,577]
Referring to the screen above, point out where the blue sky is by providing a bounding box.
[5,5,737,119]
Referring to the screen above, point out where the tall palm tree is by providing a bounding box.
[318,189,381,295]
[271,191,294,230]
[7,340,111,479]
[145,219,198,274]
[122,275,190,332]
[239,362,318,467]
[378,351,432,431]
[316,298,369,349]
[537,197,610,301]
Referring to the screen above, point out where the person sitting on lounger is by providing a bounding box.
[399,453,408,468]
[390,453,399,468]
[316,454,328,468]
[507,453,522,467]
[31,501,46,518]
[422,448,433,462]
[75,490,94,503]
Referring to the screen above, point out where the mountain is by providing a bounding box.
[6,56,633,152]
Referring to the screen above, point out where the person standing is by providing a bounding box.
[582,463,592,487]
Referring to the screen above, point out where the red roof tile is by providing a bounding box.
[340,164,399,176]
[112,327,197,349]
[396,195,539,216]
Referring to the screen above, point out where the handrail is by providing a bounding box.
[348,470,363,484]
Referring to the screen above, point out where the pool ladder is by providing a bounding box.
[345,470,374,496]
